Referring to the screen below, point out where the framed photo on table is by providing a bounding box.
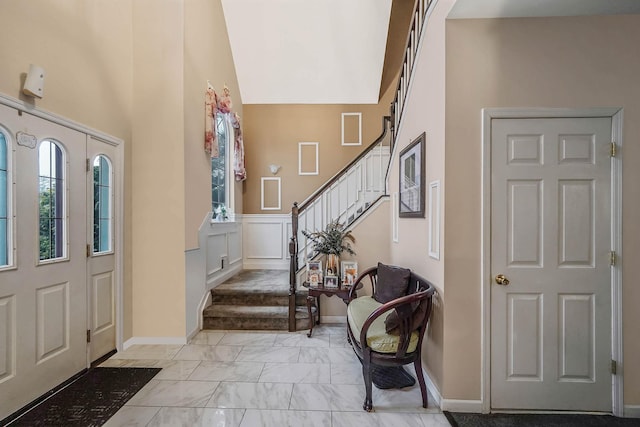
[399,132,426,218]
[307,261,323,287]
[341,261,358,287]
[324,275,339,288]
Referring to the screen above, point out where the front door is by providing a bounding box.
[0,104,88,418]
[490,117,612,411]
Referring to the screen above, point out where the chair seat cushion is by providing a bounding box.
[347,296,418,354]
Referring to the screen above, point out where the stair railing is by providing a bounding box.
[390,0,434,147]
[288,0,437,331]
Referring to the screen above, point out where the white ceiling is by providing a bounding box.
[222,0,640,105]
[221,0,392,105]
[449,0,640,19]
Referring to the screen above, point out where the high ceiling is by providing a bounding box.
[221,0,640,105]
[221,0,392,105]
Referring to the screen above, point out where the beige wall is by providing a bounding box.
[131,0,186,337]
[319,200,392,317]
[242,81,396,215]
[446,15,640,404]
[0,0,135,339]
[388,0,455,396]
[184,0,243,250]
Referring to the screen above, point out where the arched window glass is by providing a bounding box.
[211,114,230,212]
[38,140,65,261]
[93,155,112,253]
[0,131,9,266]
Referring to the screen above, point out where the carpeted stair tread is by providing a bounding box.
[211,290,309,306]
[212,286,290,296]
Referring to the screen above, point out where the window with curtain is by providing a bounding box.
[0,131,9,266]
[93,155,112,253]
[38,140,65,261]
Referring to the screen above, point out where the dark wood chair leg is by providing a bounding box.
[414,358,428,408]
[362,351,373,412]
[306,296,314,337]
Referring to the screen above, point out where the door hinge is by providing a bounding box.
[87,329,91,343]
[611,359,617,375]
[610,251,617,266]
[610,142,617,157]
[86,244,91,258]
[86,158,90,172]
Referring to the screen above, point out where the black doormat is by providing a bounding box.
[444,411,640,427]
[3,367,160,427]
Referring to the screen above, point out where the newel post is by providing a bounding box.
[288,202,299,331]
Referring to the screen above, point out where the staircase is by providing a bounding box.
[204,0,435,333]
[287,0,436,331]
[203,270,317,331]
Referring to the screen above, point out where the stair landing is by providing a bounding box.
[203,270,315,331]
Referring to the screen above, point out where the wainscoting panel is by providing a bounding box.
[202,220,243,288]
[228,229,243,265]
[243,215,291,270]
[206,233,227,276]
[245,222,283,259]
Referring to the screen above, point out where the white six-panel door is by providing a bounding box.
[490,117,612,411]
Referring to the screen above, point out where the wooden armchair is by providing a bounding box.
[346,264,436,412]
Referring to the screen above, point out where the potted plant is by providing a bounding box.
[302,219,356,275]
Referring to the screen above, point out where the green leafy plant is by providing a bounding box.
[302,219,356,256]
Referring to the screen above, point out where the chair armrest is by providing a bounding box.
[358,289,431,352]
[349,266,377,300]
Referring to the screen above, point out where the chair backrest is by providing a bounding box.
[393,273,435,356]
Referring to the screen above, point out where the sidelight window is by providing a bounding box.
[0,130,10,267]
[92,155,112,253]
[38,140,65,261]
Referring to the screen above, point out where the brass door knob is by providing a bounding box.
[495,274,510,286]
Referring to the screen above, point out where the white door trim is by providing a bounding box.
[481,107,623,416]
[0,92,125,356]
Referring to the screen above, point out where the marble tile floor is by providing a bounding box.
[102,324,449,427]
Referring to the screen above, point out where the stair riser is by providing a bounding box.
[211,294,309,306]
[203,317,313,331]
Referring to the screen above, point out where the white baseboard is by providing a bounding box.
[424,370,442,408]
[187,325,201,344]
[441,399,484,413]
[123,336,187,350]
[320,315,346,324]
[625,405,640,418]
